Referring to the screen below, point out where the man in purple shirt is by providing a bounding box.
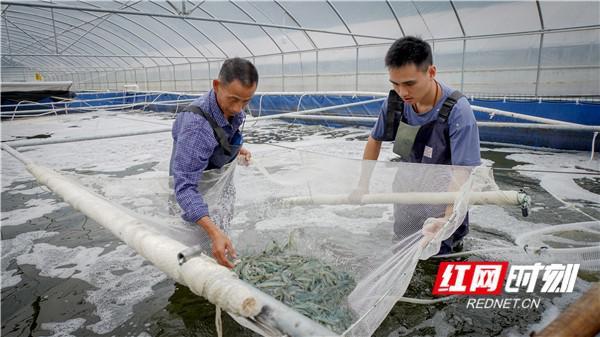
[356,37,481,254]
[170,58,257,268]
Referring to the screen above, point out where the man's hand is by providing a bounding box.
[209,229,237,269]
[238,147,251,166]
[197,216,237,268]
[419,217,447,247]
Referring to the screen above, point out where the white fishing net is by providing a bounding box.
[64,147,504,336]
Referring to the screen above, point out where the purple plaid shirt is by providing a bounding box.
[171,90,245,223]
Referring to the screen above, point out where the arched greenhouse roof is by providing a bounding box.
[1,1,599,96]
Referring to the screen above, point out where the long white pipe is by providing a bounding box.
[477,122,600,131]
[471,105,582,126]
[1,144,337,337]
[251,92,588,127]
[281,191,524,206]
[273,114,600,132]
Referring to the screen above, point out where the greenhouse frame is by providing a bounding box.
[2,1,599,97]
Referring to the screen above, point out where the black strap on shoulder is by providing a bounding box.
[438,90,464,123]
[384,89,404,140]
[185,105,232,155]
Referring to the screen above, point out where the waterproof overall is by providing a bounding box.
[170,105,242,253]
[384,90,468,254]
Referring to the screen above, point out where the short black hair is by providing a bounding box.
[218,57,258,87]
[385,36,433,71]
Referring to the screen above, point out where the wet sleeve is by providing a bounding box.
[448,98,482,166]
[172,116,217,223]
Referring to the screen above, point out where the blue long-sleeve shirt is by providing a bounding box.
[171,90,245,223]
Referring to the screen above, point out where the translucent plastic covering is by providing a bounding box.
[1,1,598,97]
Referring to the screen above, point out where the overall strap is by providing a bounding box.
[186,105,232,156]
[438,90,464,123]
[384,89,404,140]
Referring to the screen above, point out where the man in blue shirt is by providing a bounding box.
[357,36,481,254]
[170,58,257,268]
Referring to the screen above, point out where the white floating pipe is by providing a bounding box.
[471,105,582,126]
[250,92,585,127]
[268,114,600,132]
[282,191,524,207]
[1,143,337,337]
[477,122,600,131]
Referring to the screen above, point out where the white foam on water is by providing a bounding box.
[2,119,171,176]
[507,151,599,206]
[481,158,495,167]
[40,318,86,337]
[1,198,68,227]
[480,146,535,154]
[17,243,167,334]
[17,243,105,278]
[1,152,34,188]
[1,113,172,144]
[471,205,548,240]
[5,184,49,195]
[1,231,58,288]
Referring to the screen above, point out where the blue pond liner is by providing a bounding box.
[2,91,598,150]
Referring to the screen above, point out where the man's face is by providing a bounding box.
[388,63,436,105]
[213,79,257,118]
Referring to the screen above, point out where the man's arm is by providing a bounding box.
[172,118,213,224]
[353,100,389,196]
[356,136,382,191]
[363,135,382,161]
[196,216,236,268]
[172,116,237,268]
